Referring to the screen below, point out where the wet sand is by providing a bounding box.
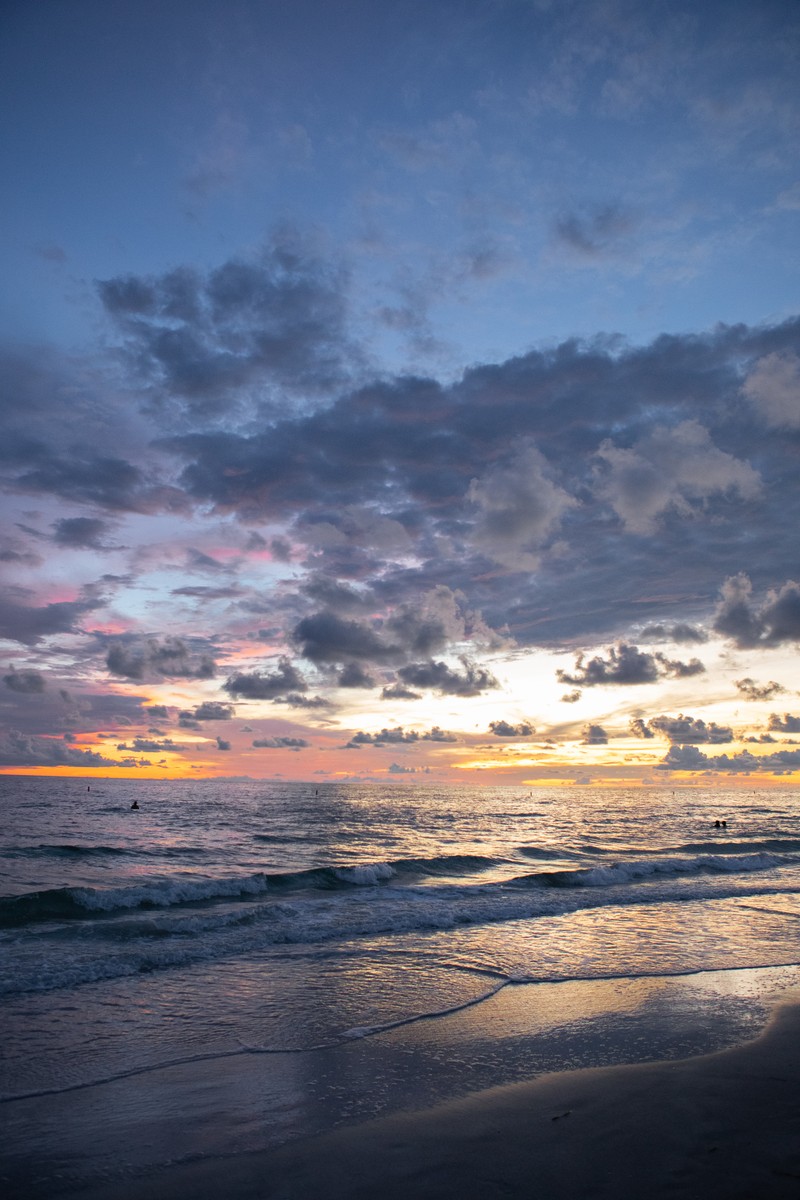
[73,991,800,1200]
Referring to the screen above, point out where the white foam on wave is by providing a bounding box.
[556,851,784,888]
[333,862,395,885]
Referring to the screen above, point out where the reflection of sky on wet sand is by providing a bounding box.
[9,966,798,1189]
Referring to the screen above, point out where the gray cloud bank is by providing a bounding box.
[2,258,800,712]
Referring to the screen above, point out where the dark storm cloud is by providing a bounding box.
[556,643,704,688]
[714,575,800,648]
[395,658,498,696]
[97,231,357,412]
[3,667,45,693]
[152,315,800,647]
[0,730,116,768]
[223,657,307,699]
[735,678,786,701]
[106,636,216,681]
[768,714,800,734]
[489,720,534,737]
[646,715,734,744]
[252,736,310,749]
[0,590,103,646]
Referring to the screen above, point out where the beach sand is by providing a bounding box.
[71,990,800,1200]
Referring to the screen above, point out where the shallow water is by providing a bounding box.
[2,777,800,1193]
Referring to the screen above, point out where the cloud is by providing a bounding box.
[553,205,636,258]
[467,441,577,569]
[52,517,111,549]
[557,643,704,687]
[280,692,330,709]
[742,352,800,429]
[646,714,733,744]
[106,636,216,681]
[292,588,493,674]
[735,677,786,701]
[117,737,184,752]
[337,663,375,688]
[593,420,761,534]
[294,611,402,666]
[3,667,45,693]
[629,717,654,739]
[658,745,800,774]
[0,590,103,646]
[0,730,116,767]
[97,230,357,412]
[489,720,534,737]
[423,726,457,742]
[182,701,235,721]
[223,657,307,699]
[582,723,608,744]
[767,714,800,734]
[381,683,422,701]
[639,623,707,644]
[767,710,800,729]
[216,736,231,751]
[714,575,800,647]
[346,726,419,748]
[150,315,800,648]
[252,736,310,749]
[395,658,498,696]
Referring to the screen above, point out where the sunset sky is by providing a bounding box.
[1,0,799,786]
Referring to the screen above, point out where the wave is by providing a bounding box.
[515,851,785,889]
[2,851,799,996]
[6,842,209,862]
[0,847,789,931]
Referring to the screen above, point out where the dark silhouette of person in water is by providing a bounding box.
[131,800,139,810]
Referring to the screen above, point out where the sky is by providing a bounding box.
[1,0,799,787]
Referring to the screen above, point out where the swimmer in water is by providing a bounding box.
[131,800,139,810]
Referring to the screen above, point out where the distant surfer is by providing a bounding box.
[131,800,139,810]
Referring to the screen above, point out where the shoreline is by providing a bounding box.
[67,985,800,1200]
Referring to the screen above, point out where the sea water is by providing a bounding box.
[2,777,800,1190]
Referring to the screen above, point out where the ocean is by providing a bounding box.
[3,776,800,1194]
